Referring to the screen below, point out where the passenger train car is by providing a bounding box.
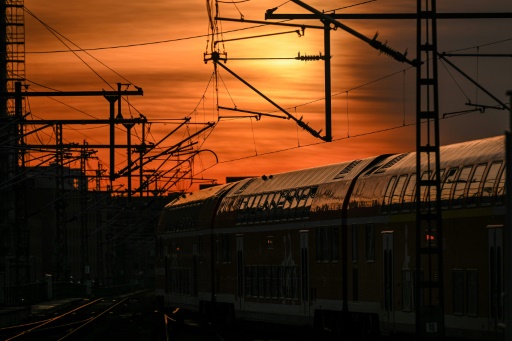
[156,135,506,339]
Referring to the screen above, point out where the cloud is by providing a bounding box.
[21,0,512,191]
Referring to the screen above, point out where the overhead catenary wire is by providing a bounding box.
[20,7,219,192]
[210,47,508,169]
[24,7,114,90]
[202,18,509,169]
[21,2,512,192]
[197,109,490,175]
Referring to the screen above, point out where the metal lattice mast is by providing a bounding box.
[2,0,25,115]
[1,1,26,304]
[415,0,444,338]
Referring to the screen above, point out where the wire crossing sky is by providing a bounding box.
[23,0,512,190]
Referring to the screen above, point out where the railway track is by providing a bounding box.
[1,293,411,340]
[163,308,341,341]
[0,290,163,340]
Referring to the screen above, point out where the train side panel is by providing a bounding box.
[156,135,506,340]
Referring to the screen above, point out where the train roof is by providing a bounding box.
[359,135,504,177]
[163,182,235,208]
[163,135,504,208]
[222,156,383,198]
[348,135,505,215]
[439,135,503,165]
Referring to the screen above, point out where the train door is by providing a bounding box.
[236,235,244,313]
[382,231,394,330]
[487,225,504,329]
[300,230,310,317]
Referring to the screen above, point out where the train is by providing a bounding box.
[155,135,506,340]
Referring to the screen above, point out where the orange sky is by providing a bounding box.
[22,0,512,192]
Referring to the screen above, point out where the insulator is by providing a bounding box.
[296,52,325,61]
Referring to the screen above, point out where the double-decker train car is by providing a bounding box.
[156,135,506,339]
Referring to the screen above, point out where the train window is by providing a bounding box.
[265,266,272,299]
[266,235,274,250]
[467,270,478,316]
[239,196,250,210]
[250,266,258,298]
[247,195,262,223]
[216,235,231,264]
[441,168,458,208]
[402,270,413,312]
[382,176,397,214]
[252,266,259,298]
[290,266,299,300]
[428,169,444,210]
[295,188,310,219]
[481,161,502,205]
[237,196,250,224]
[255,194,269,223]
[401,174,416,211]
[317,227,329,261]
[271,266,279,299]
[247,195,258,214]
[275,190,288,221]
[198,238,206,264]
[193,242,199,261]
[167,266,192,296]
[215,239,221,263]
[466,164,486,207]
[216,199,226,214]
[245,266,253,297]
[222,197,236,216]
[316,226,339,262]
[365,223,375,262]
[390,174,408,212]
[266,192,279,221]
[419,171,432,207]
[416,171,436,212]
[217,197,230,214]
[316,229,322,261]
[288,190,301,220]
[258,266,265,298]
[452,269,465,315]
[282,190,297,220]
[495,166,506,206]
[225,197,238,213]
[232,196,245,212]
[352,224,358,263]
[303,187,318,218]
[331,227,339,262]
[452,165,472,207]
[277,267,284,299]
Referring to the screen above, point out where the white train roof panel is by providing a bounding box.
[224,156,381,197]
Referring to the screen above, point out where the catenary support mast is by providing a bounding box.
[415,0,444,338]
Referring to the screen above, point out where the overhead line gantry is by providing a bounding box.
[262,2,512,339]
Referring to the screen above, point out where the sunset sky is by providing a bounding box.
[22,0,512,192]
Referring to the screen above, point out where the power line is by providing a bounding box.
[202,109,490,171]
